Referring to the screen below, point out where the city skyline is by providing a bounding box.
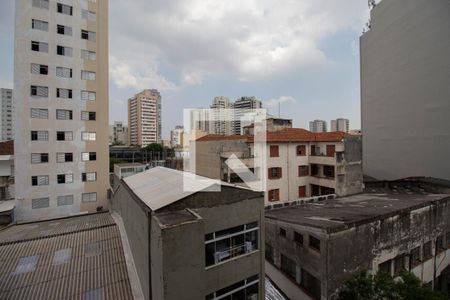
[0,0,369,139]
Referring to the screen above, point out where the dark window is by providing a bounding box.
[294,232,303,245]
[410,246,421,268]
[394,255,404,276]
[298,186,307,197]
[65,153,73,162]
[323,165,335,178]
[270,145,279,157]
[309,235,321,252]
[268,189,280,202]
[57,174,65,184]
[379,260,391,274]
[298,165,309,177]
[447,232,450,248]
[436,235,445,253]
[301,269,321,300]
[89,152,96,161]
[423,241,432,260]
[57,132,64,141]
[280,228,286,237]
[281,254,296,280]
[41,153,48,163]
[265,243,274,263]
[311,164,319,176]
[297,145,306,156]
[81,30,89,39]
[268,167,282,179]
[57,3,73,15]
[31,41,39,51]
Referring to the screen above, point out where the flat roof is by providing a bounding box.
[154,209,200,227]
[266,191,450,233]
[0,213,134,299]
[115,163,145,168]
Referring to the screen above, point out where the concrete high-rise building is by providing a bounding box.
[110,121,129,145]
[233,96,262,135]
[361,0,450,181]
[14,0,109,221]
[330,118,349,133]
[309,120,327,133]
[210,96,233,135]
[0,88,14,141]
[128,89,162,147]
[170,125,183,148]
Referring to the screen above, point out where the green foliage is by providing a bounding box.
[338,271,447,300]
[142,143,164,153]
[109,157,126,172]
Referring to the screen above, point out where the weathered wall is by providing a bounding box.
[335,136,363,197]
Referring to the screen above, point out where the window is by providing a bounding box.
[270,145,279,157]
[205,222,258,267]
[268,189,280,202]
[56,109,72,120]
[280,228,286,237]
[81,111,96,120]
[56,152,73,163]
[323,165,335,178]
[31,175,49,186]
[82,192,97,203]
[81,70,96,80]
[298,186,307,198]
[31,63,48,75]
[57,174,73,184]
[31,131,48,141]
[436,235,445,253]
[394,255,405,276]
[311,164,319,176]
[57,24,72,36]
[14,255,39,275]
[32,0,49,9]
[56,88,72,99]
[31,41,48,53]
[294,232,303,245]
[298,165,309,177]
[309,235,321,252]
[81,90,96,101]
[81,30,96,42]
[82,132,96,141]
[301,269,322,300]
[410,246,421,268]
[206,275,259,300]
[82,152,97,161]
[268,167,282,179]
[31,85,48,97]
[57,195,74,207]
[30,108,48,119]
[56,67,72,78]
[57,45,73,57]
[32,19,48,31]
[265,243,274,263]
[82,172,97,182]
[81,50,96,61]
[297,145,306,156]
[281,254,296,280]
[326,145,336,157]
[423,241,432,260]
[52,248,72,265]
[31,153,48,164]
[81,9,96,21]
[57,3,73,15]
[56,131,73,141]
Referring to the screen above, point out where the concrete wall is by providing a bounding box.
[335,136,363,196]
[361,0,450,181]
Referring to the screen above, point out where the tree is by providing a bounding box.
[337,271,446,300]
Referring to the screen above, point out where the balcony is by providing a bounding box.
[309,155,336,166]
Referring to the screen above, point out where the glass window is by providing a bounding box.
[82,192,97,203]
[281,254,296,280]
[309,235,321,252]
[32,19,48,31]
[57,3,73,15]
[206,275,259,300]
[32,197,49,209]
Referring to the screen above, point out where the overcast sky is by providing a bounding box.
[0,0,370,139]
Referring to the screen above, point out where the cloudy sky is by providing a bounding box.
[0,0,370,138]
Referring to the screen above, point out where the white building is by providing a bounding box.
[0,88,14,141]
[110,121,128,145]
[210,96,233,135]
[233,96,262,135]
[330,118,349,133]
[170,125,184,148]
[14,0,110,221]
[309,120,327,133]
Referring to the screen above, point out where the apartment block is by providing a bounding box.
[0,88,14,141]
[110,120,128,145]
[265,178,450,299]
[309,120,327,133]
[210,96,233,135]
[170,125,183,148]
[330,118,349,133]
[233,96,262,135]
[112,167,265,300]
[128,89,161,146]
[194,128,363,204]
[361,0,450,180]
[13,0,109,221]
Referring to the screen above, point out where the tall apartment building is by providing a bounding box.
[233,96,262,135]
[110,121,128,145]
[361,0,450,181]
[170,125,183,148]
[309,120,327,133]
[0,89,14,141]
[14,0,109,221]
[330,118,349,133]
[210,96,233,135]
[128,89,161,147]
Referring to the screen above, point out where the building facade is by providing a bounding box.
[111,167,265,300]
[170,125,183,148]
[128,89,162,146]
[309,120,327,133]
[110,120,128,145]
[210,96,233,135]
[361,0,450,181]
[0,89,14,141]
[330,118,349,133]
[14,0,109,221]
[233,96,262,135]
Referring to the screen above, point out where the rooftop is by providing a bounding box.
[0,213,134,299]
[266,179,450,233]
[115,162,146,168]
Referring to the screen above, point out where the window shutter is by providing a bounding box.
[37,131,48,141]
[268,168,272,179]
[31,154,41,164]
[37,86,48,97]
[31,64,40,74]
[38,176,48,185]
[57,153,65,163]
[32,197,49,209]
[65,132,73,140]
[57,195,73,206]
[65,174,73,183]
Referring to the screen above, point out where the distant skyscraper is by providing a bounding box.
[110,121,129,145]
[361,0,450,181]
[128,89,162,146]
[14,0,109,221]
[170,125,184,148]
[210,96,233,135]
[233,96,262,135]
[331,118,349,133]
[309,120,327,132]
[0,88,14,141]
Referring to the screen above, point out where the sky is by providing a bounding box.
[0,0,370,139]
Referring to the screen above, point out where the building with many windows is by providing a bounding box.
[13,0,109,221]
[111,167,265,300]
[170,125,183,148]
[309,120,327,133]
[233,96,262,135]
[330,118,349,133]
[128,89,162,146]
[0,88,14,141]
[109,120,129,145]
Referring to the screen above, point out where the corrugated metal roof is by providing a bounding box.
[0,213,133,299]
[123,167,232,211]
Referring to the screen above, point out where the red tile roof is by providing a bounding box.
[0,140,14,155]
[196,134,250,142]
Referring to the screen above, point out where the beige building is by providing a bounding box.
[195,128,363,204]
[13,0,109,221]
[128,89,161,146]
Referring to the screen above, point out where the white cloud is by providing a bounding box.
[266,96,297,108]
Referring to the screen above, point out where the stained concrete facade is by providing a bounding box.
[361,0,450,181]
[265,179,450,299]
[111,167,265,300]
